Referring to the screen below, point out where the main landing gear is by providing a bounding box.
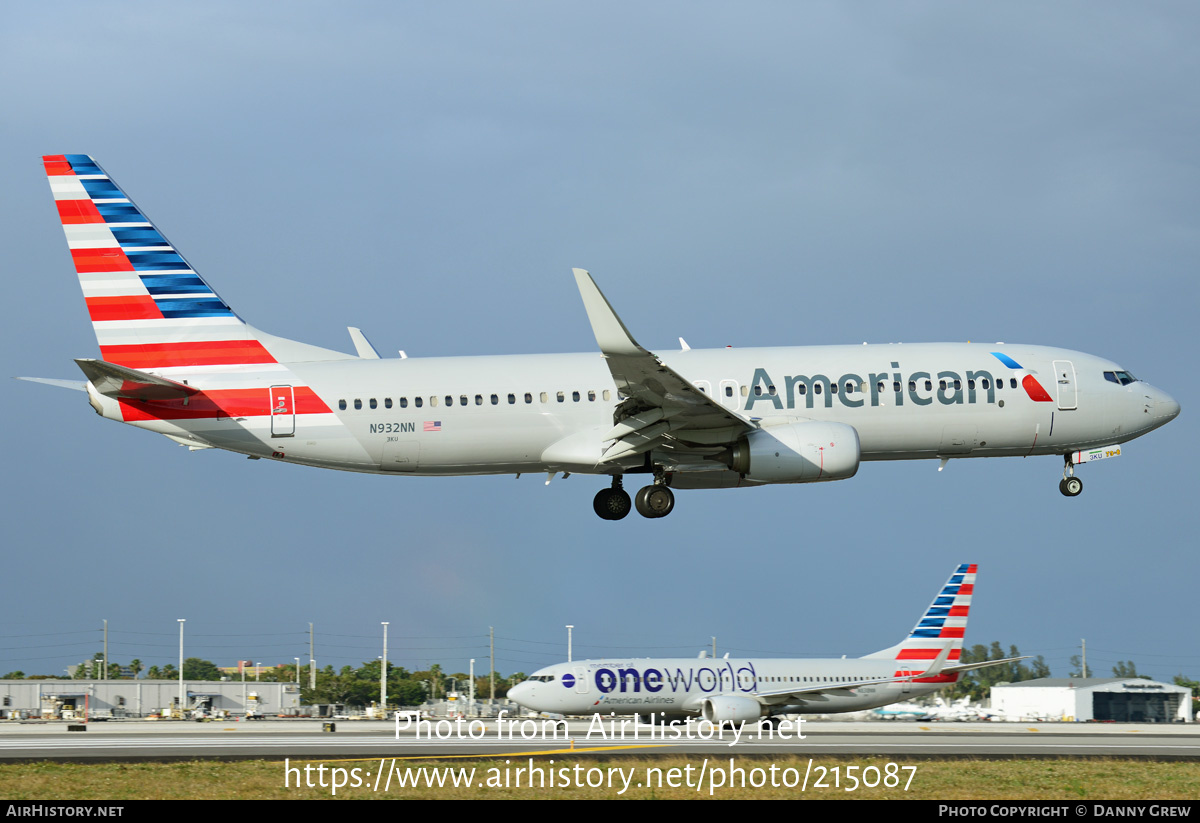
[1059,455,1083,497]
[593,475,675,520]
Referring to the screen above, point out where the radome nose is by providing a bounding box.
[508,682,531,704]
[1158,389,1181,422]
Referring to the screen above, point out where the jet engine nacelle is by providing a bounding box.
[701,695,763,724]
[731,421,861,483]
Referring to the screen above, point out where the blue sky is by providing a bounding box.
[2,2,1196,683]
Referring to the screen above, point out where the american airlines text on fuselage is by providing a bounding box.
[744,360,1029,413]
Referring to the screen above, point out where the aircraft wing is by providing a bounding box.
[745,653,1028,704]
[940,656,1028,675]
[573,269,755,463]
[747,647,960,703]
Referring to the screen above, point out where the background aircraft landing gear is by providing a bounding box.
[593,476,631,520]
[635,484,675,518]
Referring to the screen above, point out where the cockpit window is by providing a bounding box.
[524,674,556,683]
[1105,371,1137,386]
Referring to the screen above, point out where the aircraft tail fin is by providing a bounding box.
[861,563,977,684]
[42,155,351,370]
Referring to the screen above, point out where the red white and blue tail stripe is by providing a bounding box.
[43,154,278,371]
[863,563,977,684]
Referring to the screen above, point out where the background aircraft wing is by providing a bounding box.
[573,269,755,463]
[745,653,1026,704]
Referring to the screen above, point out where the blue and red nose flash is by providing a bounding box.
[990,353,1053,402]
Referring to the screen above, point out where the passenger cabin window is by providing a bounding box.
[491,394,499,405]
[338,400,347,410]
[604,390,612,401]
[459,395,468,406]
[540,392,548,403]
[588,390,596,401]
[572,391,580,402]
[354,399,362,410]
[525,393,533,404]
[400,397,408,408]
[725,385,733,397]
[385,398,392,409]
[369,398,377,409]
[556,391,565,403]
[508,393,516,404]
[475,394,483,406]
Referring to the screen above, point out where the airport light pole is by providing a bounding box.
[566,625,574,663]
[177,619,185,717]
[469,659,475,716]
[380,622,389,715]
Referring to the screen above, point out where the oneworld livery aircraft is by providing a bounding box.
[28,156,1180,519]
[509,564,1011,724]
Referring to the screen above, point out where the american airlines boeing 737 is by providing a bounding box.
[27,155,1181,519]
[508,564,1010,724]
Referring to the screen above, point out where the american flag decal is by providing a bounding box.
[424,421,442,432]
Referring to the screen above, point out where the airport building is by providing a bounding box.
[0,680,300,719]
[991,678,1193,723]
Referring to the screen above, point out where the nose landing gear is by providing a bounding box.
[1059,455,1083,497]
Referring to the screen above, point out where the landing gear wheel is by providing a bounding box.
[593,487,632,520]
[635,485,675,518]
[1059,476,1083,497]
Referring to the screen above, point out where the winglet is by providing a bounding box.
[347,327,381,359]
[572,269,646,357]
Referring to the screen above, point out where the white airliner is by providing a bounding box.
[27,155,1180,519]
[508,564,1013,724]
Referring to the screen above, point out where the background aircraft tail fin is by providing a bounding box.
[43,155,351,369]
[861,563,977,684]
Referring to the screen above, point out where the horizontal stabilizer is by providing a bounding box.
[74,358,200,401]
[15,376,87,392]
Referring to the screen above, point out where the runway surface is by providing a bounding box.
[1,719,1197,761]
